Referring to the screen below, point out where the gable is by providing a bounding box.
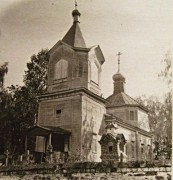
[89,45,105,65]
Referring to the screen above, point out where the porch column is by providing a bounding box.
[25,136,28,151]
[63,136,68,152]
[135,131,140,161]
[49,133,52,146]
[151,135,154,162]
[117,140,121,162]
[69,135,71,153]
[48,133,53,163]
[124,141,127,156]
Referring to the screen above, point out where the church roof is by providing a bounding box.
[62,22,86,48]
[106,92,148,112]
[104,113,152,137]
[27,125,71,136]
[99,133,126,144]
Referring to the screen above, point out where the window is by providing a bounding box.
[108,142,113,153]
[130,111,135,120]
[56,109,62,118]
[109,146,113,152]
[91,61,99,84]
[54,59,68,79]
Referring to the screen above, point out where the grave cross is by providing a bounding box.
[4,150,9,166]
[25,150,33,164]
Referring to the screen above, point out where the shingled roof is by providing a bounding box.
[106,92,148,112]
[62,23,86,48]
[27,125,71,136]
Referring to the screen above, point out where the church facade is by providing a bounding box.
[102,69,153,163]
[27,5,153,163]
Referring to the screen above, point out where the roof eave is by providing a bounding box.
[105,114,152,137]
[106,104,148,112]
[90,45,105,64]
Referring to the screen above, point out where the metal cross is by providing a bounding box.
[117,52,122,72]
[75,0,78,9]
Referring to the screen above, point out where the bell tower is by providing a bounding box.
[47,3,104,96]
[37,3,106,162]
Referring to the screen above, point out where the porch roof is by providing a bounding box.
[27,125,71,136]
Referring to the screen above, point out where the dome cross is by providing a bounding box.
[75,0,78,10]
[117,52,122,72]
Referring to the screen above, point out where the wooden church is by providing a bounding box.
[26,4,153,163]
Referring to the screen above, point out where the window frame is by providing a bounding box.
[108,142,113,153]
[55,109,62,118]
[54,59,68,80]
[130,110,135,121]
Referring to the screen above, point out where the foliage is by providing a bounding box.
[158,50,172,88]
[0,62,8,88]
[136,94,172,160]
[0,49,49,154]
[63,148,85,169]
[23,49,49,94]
[136,95,171,140]
[0,89,13,153]
[136,51,172,160]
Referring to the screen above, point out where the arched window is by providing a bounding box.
[54,59,68,79]
[91,61,99,84]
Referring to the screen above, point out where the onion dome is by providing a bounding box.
[72,9,81,17]
[112,72,125,82]
[72,1,81,23]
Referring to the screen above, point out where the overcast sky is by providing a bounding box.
[0,0,172,98]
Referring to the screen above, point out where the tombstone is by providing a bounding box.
[24,150,33,164]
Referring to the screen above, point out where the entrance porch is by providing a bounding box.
[26,125,71,163]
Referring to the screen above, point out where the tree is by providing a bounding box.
[158,50,172,88]
[12,49,49,127]
[0,62,9,153]
[136,51,172,160]
[158,50,172,144]
[0,49,49,154]
[24,49,49,94]
[136,96,171,140]
[0,62,8,88]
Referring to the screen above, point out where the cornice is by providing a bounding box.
[38,88,106,104]
[106,104,148,113]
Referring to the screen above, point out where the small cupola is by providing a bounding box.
[113,52,126,95]
[62,1,86,48]
[113,73,125,82]
[72,1,81,23]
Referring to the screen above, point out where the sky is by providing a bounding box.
[0,0,172,99]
